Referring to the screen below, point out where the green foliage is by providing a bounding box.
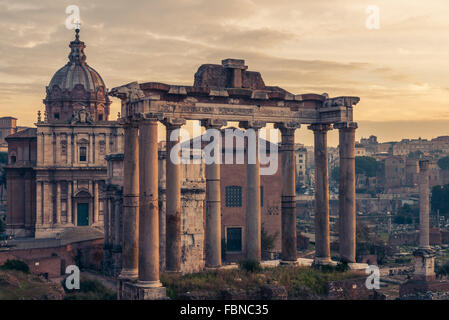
[431,184,449,216]
[261,225,278,258]
[0,169,5,187]
[436,261,449,279]
[331,166,339,182]
[221,238,227,262]
[356,223,387,264]
[0,260,30,274]
[161,265,354,299]
[0,218,5,233]
[355,156,378,177]
[63,277,116,300]
[0,152,7,164]
[393,204,419,224]
[438,156,449,170]
[238,259,262,273]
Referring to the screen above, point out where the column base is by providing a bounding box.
[413,248,436,281]
[280,260,298,266]
[118,279,167,300]
[314,257,337,266]
[204,266,222,271]
[347,263,369,270]
[118,269,138,280]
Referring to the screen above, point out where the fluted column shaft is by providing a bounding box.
[120,122,140,279]
[138,118,161,286]
[335,122,357,263]
[309,124,332,264]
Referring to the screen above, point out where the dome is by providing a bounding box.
[44,29,111,123]
[48,29,106,92]
[49,62,106,92]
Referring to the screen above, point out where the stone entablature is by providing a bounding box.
[115,82,358,125]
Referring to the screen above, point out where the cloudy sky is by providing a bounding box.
[1,0,449,145]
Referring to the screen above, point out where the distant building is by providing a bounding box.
[0,117,17,152]
[294,143,308,187]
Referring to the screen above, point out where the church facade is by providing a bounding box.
[5,29,123,238]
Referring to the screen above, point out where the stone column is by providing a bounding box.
[240,121,265,261]
[138,117,161,287]
[163,118,186,272]
[56,182,61,225]
[275,122,301,263]
[67,182,73,224]
[335,122,357,263]
[114,199,121,248]
[120,122,140,280]
[412,159,435,281]
[202,119,227,267]
[308,124,333,265]
[94,181,99,224]
[419,160,430,249]
[36,181,43,226]
[43,181,53,226]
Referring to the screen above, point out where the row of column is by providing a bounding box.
[309,122,357,264]
[119,117,358,287]
[35,180,101,226]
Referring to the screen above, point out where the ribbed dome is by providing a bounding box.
[48,28,106,92]
[49,63,106,92]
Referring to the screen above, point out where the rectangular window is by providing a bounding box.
[260,186,264,207]
[225,186,242,207]
[79,146,87,162]
[226,227,242,252]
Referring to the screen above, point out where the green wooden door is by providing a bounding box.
[77,203,89,226]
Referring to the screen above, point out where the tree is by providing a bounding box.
[331,166,339,183]
[355,156,378,177]
[438,157,449,170]
[0,152,7,164]
[431,184,449,216]
[261,224,278,259]
[393,204,418,224]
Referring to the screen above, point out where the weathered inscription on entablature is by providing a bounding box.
[180,106,215,114]
[217,107,253,115]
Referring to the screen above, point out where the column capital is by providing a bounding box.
[307,123,332,132]
[334,122,358,130]
[238,120,266,130]
[201,118,227,129]
[162,117,186,129]
[274,121,301,133]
